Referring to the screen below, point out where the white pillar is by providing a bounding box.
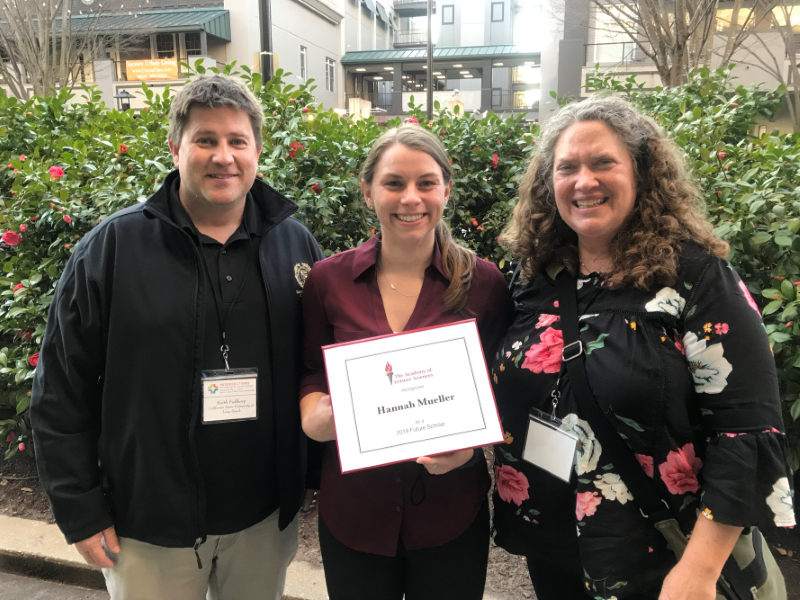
[539,0,563,121]
[224,0,262,72]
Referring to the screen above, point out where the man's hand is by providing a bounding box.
[74,526,119,569]
[416,449,474,474]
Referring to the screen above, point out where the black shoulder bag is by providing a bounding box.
[555,270,783,600]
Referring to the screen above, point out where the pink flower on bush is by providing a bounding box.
[19,224,26,232]
[635,454,654,478]
[2,231,21,246]
[302,107,310,113]
[289,141,304,159]
[63,215,72,224]
[715,323,729,335]
[6,432,15,442]
[495,464,530,506]
[576,491,601,520]
[18,443,25,452]
[659,443,703,495]
[521,327,563,374]
[19,154,26,161]
[13,283,24,293]
[536,314,559,328]
[737,280,760,315]
[406,116,419,125]
[471,218,478,226]
[119,143,128,153]
[48,166,64,179]
[29,353,39,367]
[491,153,499,169]
[311,183,321,194]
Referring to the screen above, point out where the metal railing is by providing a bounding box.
[584,41,653,67]
[491,89,539,110]
[347,92,393,111]
[394,28,427,47]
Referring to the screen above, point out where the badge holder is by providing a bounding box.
[521,343,581,483]
[200,344,259,425]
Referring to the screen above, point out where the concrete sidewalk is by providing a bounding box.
[0,514,505,600]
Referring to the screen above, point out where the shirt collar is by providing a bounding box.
[351,233,447,280]
[168,178,261,238]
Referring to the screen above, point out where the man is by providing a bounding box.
[31,74,324,599]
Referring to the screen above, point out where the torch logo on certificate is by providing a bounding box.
[322,320,504,473]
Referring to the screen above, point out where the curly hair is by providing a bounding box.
[501,95,728,290]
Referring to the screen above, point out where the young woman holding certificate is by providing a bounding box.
[299,123,512,600]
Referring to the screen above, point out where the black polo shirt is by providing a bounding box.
[169,181,279,535]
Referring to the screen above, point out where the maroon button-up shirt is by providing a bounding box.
[300,234,513,556]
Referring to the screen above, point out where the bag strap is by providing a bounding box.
[555,271,752,600]
[556,271,673,523]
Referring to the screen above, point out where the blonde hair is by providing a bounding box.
[501,96,728,289]
[361,124,476,314]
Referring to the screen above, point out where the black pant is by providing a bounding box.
[527,557,661,600]
[319,500,490,600]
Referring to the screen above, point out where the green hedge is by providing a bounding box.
[0,63,798,473]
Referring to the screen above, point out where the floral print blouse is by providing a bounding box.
[491,246,796,599]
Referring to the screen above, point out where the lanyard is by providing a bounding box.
[195,223,254,372]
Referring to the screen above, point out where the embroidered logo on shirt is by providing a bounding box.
[294,263,311,288]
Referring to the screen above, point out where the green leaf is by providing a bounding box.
[782,279,795,299]
[763,299,783,316]
[16,396,29,414]
[613,413,645,432]
[751,232,772,245]
[495,446,518,462]
[791,398,800,421]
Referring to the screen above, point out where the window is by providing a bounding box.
[185,33,201,57]
[325,57,335,92]
[443,5,454,24]
[300,46,307,81]
[491,87,502,107]
[491,2,504,22]
[156,34,175,59]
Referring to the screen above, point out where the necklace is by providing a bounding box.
[378,269,421,297]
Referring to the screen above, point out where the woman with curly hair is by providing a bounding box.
[491,96,795,599]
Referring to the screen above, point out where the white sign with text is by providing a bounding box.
[322,320,503,473]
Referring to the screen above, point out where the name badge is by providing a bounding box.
[201,368,258,424]
[522,408,578,482]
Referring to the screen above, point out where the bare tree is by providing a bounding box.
[589,0,780,87]
[735,3,800,131]
[0,0,110,98]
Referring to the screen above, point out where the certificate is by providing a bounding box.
[322,320,504,473]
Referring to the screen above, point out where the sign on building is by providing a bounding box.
[125,59,178,81]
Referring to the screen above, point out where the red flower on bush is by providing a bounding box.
[289,141,304,159]
[18,443,25,452]
[30,216,37,222]
[440,129,446,136]
[13,283,24,293]
[2,231,21,246]
[476,226,484,231]
[473,146,479,150]
[491,154,499,169]
[7,164,11,169]
[257,173,263,178]
[471,218,478,226]
[63,215,72,224]
[5,432,15,442]
[311,183,321,194]
[302,107,310,113]
[406,116,419,125]
[29,353,39,367]
[19,154,26,161]
[717,152,726,160]
[19,224,26,232]
[120,143,128,153]
[731,102,739,108]
[48,166,64,179]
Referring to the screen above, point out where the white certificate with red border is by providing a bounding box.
[322,320,504,474]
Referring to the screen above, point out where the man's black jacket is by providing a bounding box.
[30,170,325,547]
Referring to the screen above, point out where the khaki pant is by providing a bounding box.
[102,511,299,600]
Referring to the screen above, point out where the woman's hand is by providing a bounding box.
[659,559,718,600]
[659,516,743,600]
[300,393,336,442]
[416,449,475,474]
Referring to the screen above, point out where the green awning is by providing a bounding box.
[342,45,540,65]
[63,9,231,42]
